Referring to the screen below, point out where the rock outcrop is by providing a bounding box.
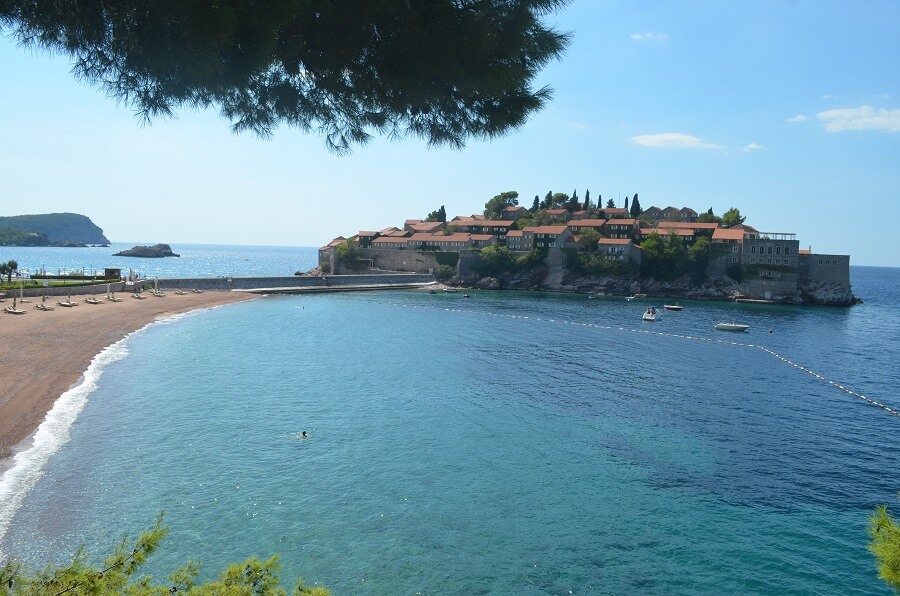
[113,243,180,258]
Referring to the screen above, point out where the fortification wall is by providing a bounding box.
[359,249,440,274]
[801,254,851,285]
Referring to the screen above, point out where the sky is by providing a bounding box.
[1,0,899,266]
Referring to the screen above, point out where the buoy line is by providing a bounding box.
[390,302,899,419]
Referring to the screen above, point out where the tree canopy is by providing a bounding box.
[0,516,330,595]
[1,0,570,152]
[484,191,519,219]
[721,207,746,227]
[870,502,900,591]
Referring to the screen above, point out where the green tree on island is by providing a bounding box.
[0,1,570,153]
[697,207,721,224]
[425,205,447,222]
[566,189,580,212]
[606,198,616,209]
[721,207,746,227]
[629,193,642,218]
[584,189,591,210]
[0,516,330,595]
[484,191,519,219]
[531,195,540,212]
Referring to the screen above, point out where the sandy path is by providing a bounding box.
[0,291,256,460]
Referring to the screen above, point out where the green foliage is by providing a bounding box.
[565,249,631,276]
[629,193,642,218]
[639,231,689,281]
[434,252,459,267]
[335,240,366,272]
[319,261,331,274]
[1,2,570,152]
[870,502,900,591]
[584,189,591,210]
[473,246,544,277]
[425,205,446,222]
[435,264,456,281]
[531,195,540,212]
[577,228,601,248]
[721,207,746,227]
[484,191,519,219]
[549,192,570,209]
[606,198,615,209]
[565,189,580,212]
[0,227,50,246]
[697,207,721,224]
[686,236,710,283]
[0,214,109,245]
[543,191,553,209]
[0,516,330,596]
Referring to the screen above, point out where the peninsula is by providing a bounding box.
[318,193,855,306]
[0,213,110,246]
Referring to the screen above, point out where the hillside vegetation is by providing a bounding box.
[0,213,109,245]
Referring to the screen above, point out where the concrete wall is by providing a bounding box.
[359,248,440,274]
[7,275,434,297]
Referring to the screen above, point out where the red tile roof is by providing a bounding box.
[506,230,525,237]
[524,225,568,234]
[603,218,638,227]
[712,228,746,241]
[599,238,633,245]
[567,219,607,228]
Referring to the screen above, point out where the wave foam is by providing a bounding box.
[0,308,214,557]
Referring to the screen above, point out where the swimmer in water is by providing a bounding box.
[301,431,308,439]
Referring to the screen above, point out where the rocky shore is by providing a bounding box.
[452,263,858,306]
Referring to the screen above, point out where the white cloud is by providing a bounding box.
[816,105,900,132]
[630,32,669,41]
[631,132,723,149]
[742,143,764,152]
[786,114,807,122]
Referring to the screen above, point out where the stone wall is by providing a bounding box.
[800,254,851,285]
[359,248,440,274]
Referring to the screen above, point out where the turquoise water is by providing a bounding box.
[1,264,899,594]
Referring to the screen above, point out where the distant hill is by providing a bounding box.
[0,213,110,246]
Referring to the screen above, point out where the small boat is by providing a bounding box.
[429,289,437,294]
[633,293,647,298]
[642,307,657,322]
[3,296,27,315]
[664,303,683,311]
[443,288,458,293]
[462,294,471,298]
[715,322,750,332]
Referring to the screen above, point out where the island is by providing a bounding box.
[317,193,856,306]
[113,243,180,258]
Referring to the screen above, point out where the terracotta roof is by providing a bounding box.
[524,225,568,234]
[680,207,698,215]
[385,230,409,237]
[603,208,630,215]
[380,227,401,234]
[409,221,444,232]
[599,238,633,245]
[502,205,526,212]
[323,236,346,248]
[603,218,638,227]
[658,228,695,237]
[712,228,746,241]
[566,219,606,228]
[545,208,568,215]
[358,231,379,237]
[450,219,516,228]
[470,234,496,242]
[799,249,812,255]
[372,236,407,245]
[404,219,422,225]
[657,222,719,230]
[408,233,470,243]
[506,230,524,237]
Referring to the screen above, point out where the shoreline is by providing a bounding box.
[0,291,257,461]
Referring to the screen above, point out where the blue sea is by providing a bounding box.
[1,246,899,594]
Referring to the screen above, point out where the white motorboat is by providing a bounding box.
[715,322,750,332]
[663,303,683,311]
[642,307,657,322]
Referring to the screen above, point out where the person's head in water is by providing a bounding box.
[301,431,307,439]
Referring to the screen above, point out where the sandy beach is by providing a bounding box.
[0,291,256,460]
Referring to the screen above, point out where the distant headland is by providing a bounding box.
[0,213,110,246]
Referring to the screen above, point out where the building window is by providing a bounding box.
[767,246,773,255]
[732,246,738,252]
[751,245,757,254]
[776,246,782,255]
[784,247,790,255]
[767,258,772,264]
[818,259,823,265]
